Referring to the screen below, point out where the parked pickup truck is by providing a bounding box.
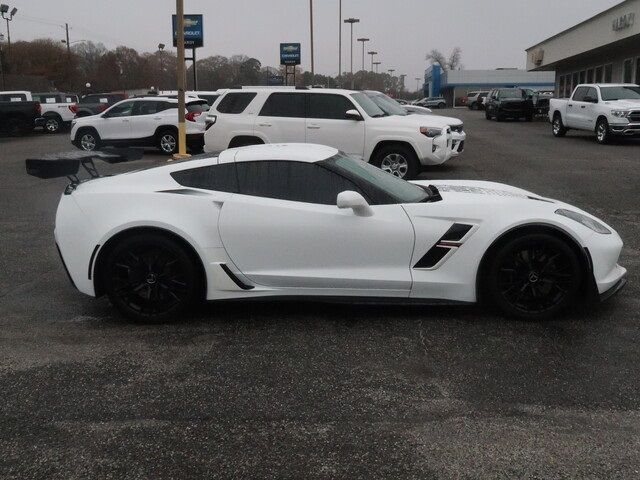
[32,92,78,133]
[0,91,44,135]
[549,83,640,144]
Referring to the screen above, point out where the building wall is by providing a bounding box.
[526,0,640,71]
[443,69,556,87]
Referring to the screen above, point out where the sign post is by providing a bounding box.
[173,0,188,159]
[280,43,301,86]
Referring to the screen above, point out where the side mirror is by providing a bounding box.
[345,109,363,121]
[337,191,373,217]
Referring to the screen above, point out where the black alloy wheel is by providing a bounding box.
[487,233,582,319]
[103,233,200,322]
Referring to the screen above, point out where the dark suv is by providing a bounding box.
[485,88,534,122]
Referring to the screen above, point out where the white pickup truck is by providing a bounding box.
[549,83,640,144]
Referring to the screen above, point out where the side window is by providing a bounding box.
[308,94,356,120]
[259,93,305,118]
[585,87,598,102]
[106,101,135,117]
[217,92,257,114]
[572,87,587,102]
[134,101,166,116]
[236,161,363,205]
[170,163,238,193]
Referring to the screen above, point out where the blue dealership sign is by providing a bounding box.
[172,14,204,49]
[280,43,301,66]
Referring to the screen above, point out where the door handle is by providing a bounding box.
[568,104,573,107]
[258,123,272,127]
[122,119,130,122]
[581,106,586,109]
[307,125,320,129]
[153,116,162,120]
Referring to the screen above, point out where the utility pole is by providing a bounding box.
[415,76,421,93]
[338,0,341,77]
[357,37,369,72]
[309,0,314,76]
[174,0,189,159]
[373,61,381,73]
[343,17,359,89]
[65,23,70,56]
[368,51,377,72]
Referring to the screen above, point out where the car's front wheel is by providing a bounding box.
[102,232,201,323]
[44,115,62,134]
[372,145,419,180]
[595,118,610,144]
[485,233,583,320]
[77,129,100,151]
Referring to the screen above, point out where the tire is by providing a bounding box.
[102,232,201,323]
[496,113,503,122]
[157,129,178,154]
[485,233,583,320]
[43,115,62,134]
[595,118,610,144]
[438,102,446,109]
[525,114,533,122]
[76,129,100,151]
[372,144,419,180]
[485,110,491,120]
[552,114,567,137]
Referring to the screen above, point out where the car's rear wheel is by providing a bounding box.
[552,114,567,137]
[595,118,610,144]
[486,233,583,320]
[485,110,491,120]
[103,233,201,323]
[438,102,446,109]
[44,115,62,134]
[77,129,100,151]
[157,130,178,154]
[372,145,419,180]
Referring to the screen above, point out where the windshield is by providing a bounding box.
[498,89,523,99]
[322,153,429,204]
[600,86,640,101]
[364,92,407,116]
[350,92,387,117]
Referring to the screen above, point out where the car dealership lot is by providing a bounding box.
[1,111,639,478]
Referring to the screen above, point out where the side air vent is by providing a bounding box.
[440,223,473,242]
[413,223,475,269]
[414,246,451,269]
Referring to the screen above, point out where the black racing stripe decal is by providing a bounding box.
[414,246,451,269]
[220,264,254,290]
[441,223,473,242]
[413,223,474,269]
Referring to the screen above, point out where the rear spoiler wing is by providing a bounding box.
[25,148,144,182]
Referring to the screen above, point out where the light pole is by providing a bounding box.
[0,4,17,51]
[174,0,189,159]
[368,51,377,72]
[415,77,422,93]
[357,37,369,72]
[343,17,359,89]
[399,74,406,92]
[157,43,165,91]
[309,0,314,76]
[338,0,341,77]
[373,61,381,73]
[0,32,5,89]
[388,69,395,76]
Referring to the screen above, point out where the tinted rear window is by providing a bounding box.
[259,93,306,117]
[217,92,257,114]
[171,163,238,193]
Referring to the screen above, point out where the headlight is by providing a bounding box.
[555,209,611,234]
[611,110,630,118]
[420,126,442,138]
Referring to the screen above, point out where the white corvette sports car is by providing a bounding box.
[26,144,626,322]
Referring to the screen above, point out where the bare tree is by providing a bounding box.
[426,47,463,71]
[447,47,462,71]
[425,49,447,71]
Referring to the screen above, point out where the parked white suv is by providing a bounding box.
[70,97,208,154]
[204,88,465,179]
[549,84,640,144]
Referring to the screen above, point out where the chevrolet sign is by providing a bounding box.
[280,43,301,66]
[612,12,635,31]
[172,14,204,49]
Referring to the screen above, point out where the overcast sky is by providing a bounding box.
[9,0,622,83]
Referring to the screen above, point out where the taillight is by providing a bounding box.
[185,111,201,122]
[69,104,78,114]
[35,101,41,115]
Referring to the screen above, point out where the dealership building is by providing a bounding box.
[526,0,640,98]
[423,66,555,107]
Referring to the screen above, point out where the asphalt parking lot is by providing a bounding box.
[1,111,639,479]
